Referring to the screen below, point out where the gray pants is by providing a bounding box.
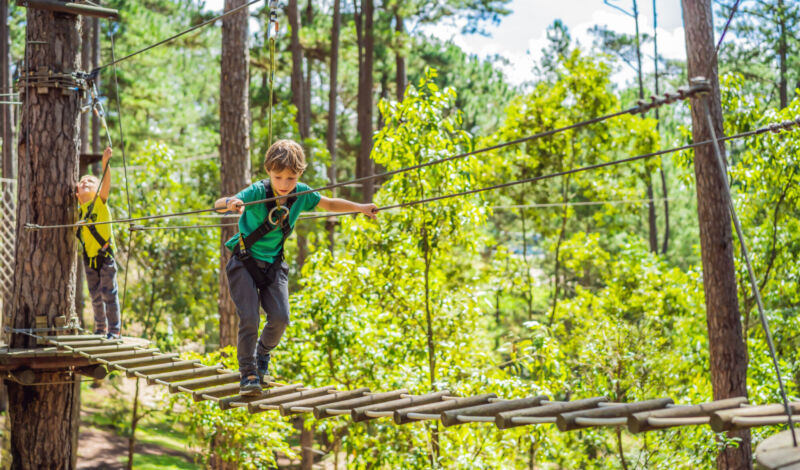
[84,256,121,335]
[226,255,290,375]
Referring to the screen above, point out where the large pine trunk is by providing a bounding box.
[326,0,341,252]
[395,13,405,102]
[355,0,374,202]
[219,0,250,350]
[8,9,83,469]
[1,0,13,179]
[681,1,751,468]
[288,0,308,139]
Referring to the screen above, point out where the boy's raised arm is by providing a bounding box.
[98,147,112,202]
[318,196,378,219]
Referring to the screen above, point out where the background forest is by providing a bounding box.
[2,0,800,468]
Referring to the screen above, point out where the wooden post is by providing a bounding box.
[681,0,752,467]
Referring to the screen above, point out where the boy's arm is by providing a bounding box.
[214,196,245,214]
[318,196,378,219]
[98,147,112,202]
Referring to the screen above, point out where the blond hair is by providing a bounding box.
[263,139,307,174]
[79,175,99,185]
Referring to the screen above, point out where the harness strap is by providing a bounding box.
[233,180,297,290]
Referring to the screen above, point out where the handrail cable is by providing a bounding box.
[24,82,713,231]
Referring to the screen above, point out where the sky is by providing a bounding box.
[205,0,689,87]
[416,0,688,86]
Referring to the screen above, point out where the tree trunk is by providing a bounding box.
[653,0,670,255]
[0,0,12,181]
[91,17,100,171]
[395,12,405,102]
[777,0,787,109]
[219,0,251,350]
[326,0,341,254]
[681,0,751,468]
[646,181,657,252]
[355,0,374,202]
[303,0,312,133]
[9,8,83,469]
[288,0,308,139]
[299,417,315,470]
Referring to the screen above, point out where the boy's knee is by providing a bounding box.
[272,309,290,328]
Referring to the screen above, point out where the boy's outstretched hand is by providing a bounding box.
[102,147,112,164]
[359,203,378,219]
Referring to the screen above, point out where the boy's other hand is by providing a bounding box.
[359,203,378,219]
[226,197,245,214]
[102,147,112,163]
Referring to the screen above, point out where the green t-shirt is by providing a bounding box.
[224,181,321,263]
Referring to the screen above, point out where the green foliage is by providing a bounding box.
[170,347,296,469]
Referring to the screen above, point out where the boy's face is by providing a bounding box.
[267,168,302,196]
[76,176,99,202]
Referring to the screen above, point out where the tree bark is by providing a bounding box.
[326,0,341,254]
[219,0,250,350]
[9,8,83,469]
[681,0,751,468]
[303,0,312,132]
[288,0,308,139]
[1,0,13,180]
[395,12,405,102]
[777,0,787,109]
[76,17,91,325]
[354,0,375,202]
[91,18,100,167]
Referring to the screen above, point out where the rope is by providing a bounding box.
[109,31,135,321]
[297,117,800,221]
[24,83,712,231]
[93,0,264,73]
[701,101,797,447]
[128,199,675,231]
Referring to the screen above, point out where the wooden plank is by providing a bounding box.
[146,365,223,385]
[105,354,180,371]
[280,388,370,417]
[441,395,548,427]
[169,372,241,393]
[315,389,408,420]
[351,391,451,423]
[193,383,242,402]
[249,386,336,414]
[711,402,800,432]
[125,360,199,378]
[755,429,800,470]
[629,397,747,433]
[394,394,495,425]
[557,398,673,432]
[91,348,160,362]
[496,397,608,430]
[216,383,300,409]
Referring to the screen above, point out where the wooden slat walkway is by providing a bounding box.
[3,334,798,438]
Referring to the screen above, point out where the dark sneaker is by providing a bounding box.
[256,352,270,383]
[239,374,262,396]
[94,329,106,336]
[107,332,121,340]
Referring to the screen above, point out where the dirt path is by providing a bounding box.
[77,425,197,469]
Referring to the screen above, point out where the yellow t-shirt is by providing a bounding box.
[78,197,114,259]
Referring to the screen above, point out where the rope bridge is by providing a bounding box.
[2,332,797,457]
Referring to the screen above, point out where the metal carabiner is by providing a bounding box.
[268,205,289,226]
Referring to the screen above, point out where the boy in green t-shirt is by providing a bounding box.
[76,147,121,339]
[215,139,377,395]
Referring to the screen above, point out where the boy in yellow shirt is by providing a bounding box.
[76,147,121,339]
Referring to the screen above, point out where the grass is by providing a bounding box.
[119,453,201,470]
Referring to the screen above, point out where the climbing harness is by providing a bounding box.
[232,180,297,290]
[76,205,114,270]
